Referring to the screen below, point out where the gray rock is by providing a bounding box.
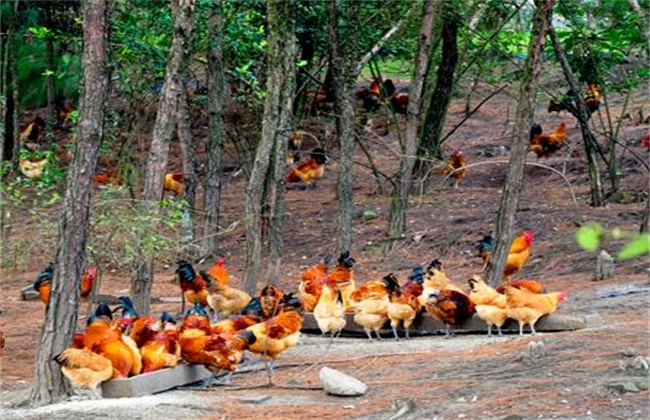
[607,381,643,393]
[319,367,368,397]
[523,341,547,363]
[595,249,614,281]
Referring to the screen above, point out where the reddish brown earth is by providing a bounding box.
[1,82,648,419]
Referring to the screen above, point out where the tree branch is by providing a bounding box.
[354,6,417,75]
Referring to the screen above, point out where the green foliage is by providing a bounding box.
[15,37,81,108]
[89,190,186,271]
[575,223,650,260]
[110,1,173,95]
[554,1,647,86]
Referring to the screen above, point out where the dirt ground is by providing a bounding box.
[1,80,649,419]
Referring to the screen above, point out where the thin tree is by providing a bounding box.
[548,26,604,207]
[202,0,226,257]
[386,0,437,245]
[327,0,356,255]
[30,0,109,406]
[243,0,296,294]
[265,1,296,285]
[177,91,198,253]
[330,1,415,255]
[414,0,458,176]
[134,0,195,314]
[485,0,555,287]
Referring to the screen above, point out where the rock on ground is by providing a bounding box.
[319,366,367,397]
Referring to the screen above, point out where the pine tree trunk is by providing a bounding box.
[134,0,195,314]
[30,0,109,406]
[548,26,604,207]
[243,0,294,294]
[202,0,226,257]
[387,0,436,244]
[328,0,356,255]
[266,5,296,285]
[485,0,555,287]
[10,0,20,169]
[177,92,198,255]
[414,0,459,174]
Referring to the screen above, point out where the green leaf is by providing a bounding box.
[617,234,650,260]
[575,223,604,252]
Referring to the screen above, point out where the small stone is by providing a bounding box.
[319,367,368,397]
[456,397,466,403]
[342,405,355,410]
[621,347,638,357]
[523,341,547,363]
[238,395,271,404]
[607,381,641,393]
[594,250,614,281]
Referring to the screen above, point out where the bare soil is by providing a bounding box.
[1,82,649,419]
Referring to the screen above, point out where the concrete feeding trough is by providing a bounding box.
[301,312,601,337]
[101,363,213,398]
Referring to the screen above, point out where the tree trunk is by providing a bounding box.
[10,0,20,168]
[485,0,555,287]
[243,0,294,294]
[266,3,296,285]
[414,0,459,176]
[202,0,226,257]
[134,0,195,314]
[386,0,437,244]
[548,26,604,207]
[177,93,198,255]
[30,0,109,406]
[328,0,357,255]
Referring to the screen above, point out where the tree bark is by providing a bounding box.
[134,0,195,314]
[548,26,604,207]
[266,3,296,285]
[329,0,357,255]
[202,0,226,257]
[414,0,458,177]
[243,0,295,294]
[9,0,20,168]
[485,0,555,287]
[177,93,198,255]
[386,0,437,244]
[30,0,109,406]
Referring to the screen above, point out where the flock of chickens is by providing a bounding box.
[44,228,566,396]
